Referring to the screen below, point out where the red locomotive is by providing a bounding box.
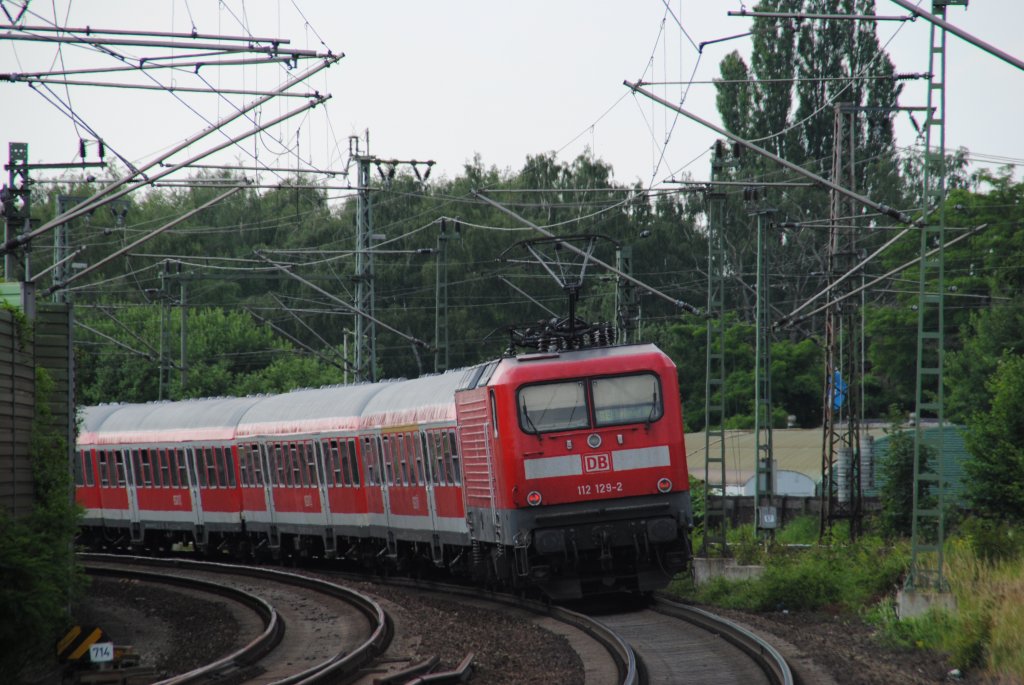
[75,343,692,598]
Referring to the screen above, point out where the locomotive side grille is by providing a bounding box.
[455,391,497,509]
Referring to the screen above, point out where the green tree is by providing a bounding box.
[963,355,1024,522]
[877,409,936,537]
[0,368,86,680]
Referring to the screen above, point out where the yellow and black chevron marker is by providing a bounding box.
[56,625,109,663]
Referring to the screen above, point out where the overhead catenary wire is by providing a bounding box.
[2,72,335,258]
[473,190,701,316]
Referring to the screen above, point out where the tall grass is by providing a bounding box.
[678,520,909,613]
[884,536,1024,677]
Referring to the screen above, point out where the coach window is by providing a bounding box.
[238,444,250,487]
[225,447,237,487]
[83,452,94,486]
[170,450,181,488]
[271,444,283,486]
[158,449,171,487]
[592,373,663,427]
[441,433,454,485]
[432,432,446,486]
[72,451,84,486]
[212,447,225,487]
[397,436,409,486]
[113,451,125,486]
[412,433,425,486]
[97,451,108,486]
[166,450,178,488]
[131,450,143,487]
[204,448,216,487]
[305,442,319,487]
[448,430,462,485]
[517,380,589,434]
[176,449,188,487]
[378,437,390,486]
[336,440,348,486]
[346,439,360,486]
[145,450,157,487]
[294,443,306,487]
[205,448,218,487]
[250,446,260,486]
[362,438,375,486]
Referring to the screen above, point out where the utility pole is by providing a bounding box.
[2,143,31,283]
[749,188,777,536]
[351,134,375,383]
[703,140,732,556]
[614,243,638,344]
[349,133,434,382]
[53,195,85,303]
[909,0,967,593]
[434,218,460,373]
[157,261,172,401]
[820,103,864,541]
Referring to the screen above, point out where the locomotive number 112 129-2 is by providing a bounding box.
[577,482,624,496]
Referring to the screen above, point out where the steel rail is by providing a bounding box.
[81,554,391,685]
[331,573,638,685]
[653,597,793,685]
[82,562,284,684]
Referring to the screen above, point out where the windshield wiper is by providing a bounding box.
[521,401,540,435]
[645,390,659,426]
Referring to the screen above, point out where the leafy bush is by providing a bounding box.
[774,515,819,545]
[869,533,1024,677]
[0,368,86,680]
[684,534,908,613]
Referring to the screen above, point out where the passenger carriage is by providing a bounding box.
[75,342,692,598]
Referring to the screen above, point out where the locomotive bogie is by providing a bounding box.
[75,343,692,598]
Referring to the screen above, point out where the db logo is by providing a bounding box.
[583,453,611,473]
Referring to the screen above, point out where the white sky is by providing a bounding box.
[2,1,1022,194]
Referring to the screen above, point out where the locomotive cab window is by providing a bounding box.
[517,380,588,434]
[593,373,664,427]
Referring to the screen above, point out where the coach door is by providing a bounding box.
[259,442,280,548]
[420,431,443,564]
[184,447,205,534]
[118,449,140,534]
[313,441,335,554]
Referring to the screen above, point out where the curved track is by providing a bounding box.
[81,554,389,684]
[588,597,793,685]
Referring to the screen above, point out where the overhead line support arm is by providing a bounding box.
[0,55,340,258]
[473,190,701,316]
[623,80,921,228]
[888,0,1024,72]
[253,252,430,349]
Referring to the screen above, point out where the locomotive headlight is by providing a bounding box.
[527,490,543,507]
[656,477,673,493]
[587,433,602,449]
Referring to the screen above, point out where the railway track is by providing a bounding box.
[80,554,389,684]
[590,595,794,685]
[79,555,792,684]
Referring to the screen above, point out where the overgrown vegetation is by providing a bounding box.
[0,363,86,681]
[869,524,1024,677]
[672,515,1024,681]
[672,518,908,613]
